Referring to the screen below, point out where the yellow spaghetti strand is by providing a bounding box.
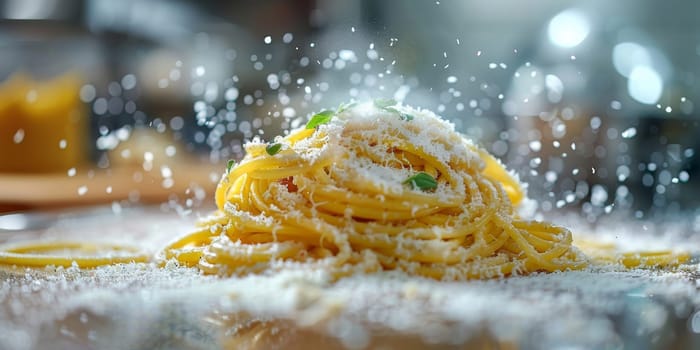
[574,237,690,268]
[474,146,524,206]
[0,240,148,268]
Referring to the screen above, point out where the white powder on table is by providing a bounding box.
[1,207,699,349]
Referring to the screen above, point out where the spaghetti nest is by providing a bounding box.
[161,101,588,280]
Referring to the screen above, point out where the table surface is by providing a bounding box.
[1,207,699,350]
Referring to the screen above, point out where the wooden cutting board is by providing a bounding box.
[0,163,220,212]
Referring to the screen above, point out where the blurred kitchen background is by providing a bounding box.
[0,0,699,224]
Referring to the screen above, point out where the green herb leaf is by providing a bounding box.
[384,107,414,121]
[373,98,396,109]
[337,101,358,114]
[306,110,335,129]
[266,143,282,156]
[404,172,437,191]
[384,106,400,114]
[226,159,236,174]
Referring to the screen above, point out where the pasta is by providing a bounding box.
[574,237,690,268]
[0,240,148,268]
[0,101,688,276]
[161,101,591,280]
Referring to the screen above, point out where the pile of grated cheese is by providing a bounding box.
[319,102,481,199]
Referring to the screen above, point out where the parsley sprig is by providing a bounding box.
[266,143,282,156]
[374,98,414,121]
[306,110,334,129]
[404,172,437,191]
[385,107,414,121]
[305,101,359,129]
[374,98,396,109]
[226,159,236,174]
[337,101,358,114]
